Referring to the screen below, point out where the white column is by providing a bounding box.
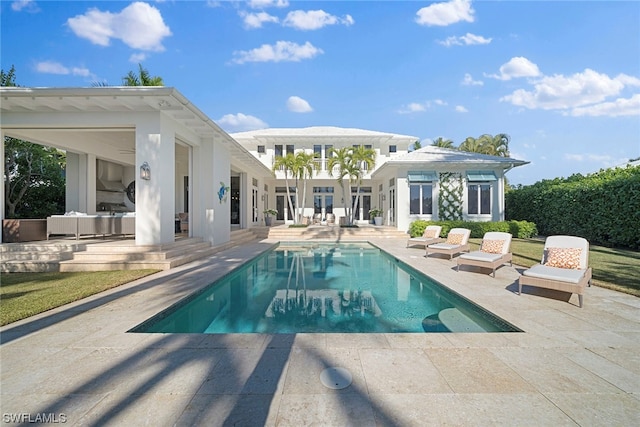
[86,154,96,214]
[0,131,4,243]
[212,135,230,245]
[135,115,175,245]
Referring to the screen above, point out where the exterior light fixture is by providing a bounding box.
[140,162,151,180]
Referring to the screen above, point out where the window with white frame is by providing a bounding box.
[407,171,436,215]
[466,171,496,215]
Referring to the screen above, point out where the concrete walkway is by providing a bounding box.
[1,237,639,426]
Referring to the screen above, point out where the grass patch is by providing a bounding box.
[0,270,159,326]
[469,238,640,297]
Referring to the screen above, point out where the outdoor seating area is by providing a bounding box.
[406,225,443,248]
[47,213,135,240]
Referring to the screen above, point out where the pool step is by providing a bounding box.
[265,225,408,241]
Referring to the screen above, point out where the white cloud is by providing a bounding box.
[415,0,474,27]
[217,113,268,132]
[461,73,483,86]
[455,105,468,113]
[67,2,172,52]
[438,33,491,47]
[240,11,279,29]
[35,61,92,77]
[568,94,640,117]
[501,69,638,113]
[231,41,323,64]
[129,52,148,63]
[248,0,289,9]
[286,96,313,113]
[487,56,541,81]
[11,0,39,12]
[434,99,447,106]
[564,153,628,167]
[398,102,427,114]
[283,10,354,30]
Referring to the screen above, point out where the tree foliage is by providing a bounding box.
[2,66,67,218]
[122,64,164,86]
[506,166,640,249]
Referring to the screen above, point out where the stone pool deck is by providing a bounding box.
[1,237,639,426]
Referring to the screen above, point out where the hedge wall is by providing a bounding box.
[408,220,538,239]
[505,165,640,249]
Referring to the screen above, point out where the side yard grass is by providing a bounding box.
[0,270,160,326]
[469,238,640,297]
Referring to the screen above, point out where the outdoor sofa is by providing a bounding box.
[47,212,135,240]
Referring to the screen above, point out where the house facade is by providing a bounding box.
[1,87,528,246]
[232,127,529,231]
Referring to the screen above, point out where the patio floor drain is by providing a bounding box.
[320,367,352,390]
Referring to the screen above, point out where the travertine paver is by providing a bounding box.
[1,238,639,426]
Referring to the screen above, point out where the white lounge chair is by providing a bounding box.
[518,235,592,307]
[426,228,471,260]
[407,225,443,248]
[457,231,513,277]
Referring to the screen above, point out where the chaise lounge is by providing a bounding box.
[426,228,471,260]
[518,235,592,307]
[456,231,513,277]
[407,225,443,248]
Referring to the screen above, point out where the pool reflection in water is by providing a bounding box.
[131,242,520,334]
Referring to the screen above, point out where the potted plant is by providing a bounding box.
[369,208,383,226]
[263,209,278,226]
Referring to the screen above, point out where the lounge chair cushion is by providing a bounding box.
[481,240,504,254]
[522,264,587,284]
[544,247,582,269]
[429,243,461,250]
[446,233,465,245]
[459,251,504,263]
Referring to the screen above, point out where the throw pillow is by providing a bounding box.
[481,239,504,254]
[424,229,437,238]
[446,233,464,245]
[544,247,582,269]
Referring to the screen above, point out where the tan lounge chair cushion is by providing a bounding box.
[446,233,465,245]
[459,251,504,263]
[523,264,588,284]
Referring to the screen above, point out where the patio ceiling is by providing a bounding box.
[0,87,271,175]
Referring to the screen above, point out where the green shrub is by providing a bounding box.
[408,220,537,239]
[506,165,640,248]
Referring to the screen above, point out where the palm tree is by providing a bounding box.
[292,151,318,223]
[273,153,298,223]
[122,64,164,86]
[431,137,454,149]
[490,133,511,157]
[327,147,356,224]
[411,140,422,151]
[349,145,376,224]
[458,136,482,153]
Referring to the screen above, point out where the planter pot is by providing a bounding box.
[265,216,273,226]
[374,217,383,226]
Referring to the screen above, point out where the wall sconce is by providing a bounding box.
[261,194,265,201]
[382,195,386,201]
[140,162,151,180]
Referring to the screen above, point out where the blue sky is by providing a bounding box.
[2,0,639,185]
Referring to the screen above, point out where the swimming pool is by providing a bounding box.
[131,242,521,334]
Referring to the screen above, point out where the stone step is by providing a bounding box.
[0,241,88,253]
[0,251,74,262]
[72,241,213,262]
[82,237,204,253]
[2,260,61,273]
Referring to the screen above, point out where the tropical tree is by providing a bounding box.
[458,134,511,157]
[349,145,376,224]
[0,65,17,87]
[431,137,454,149]
[122,64,164,86]
[273,153,298,224]
[411,140,422,151]
[292,151,318,223]
[327,147,356,224]
[458,136,482,153]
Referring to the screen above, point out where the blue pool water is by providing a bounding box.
[131,242,520,334]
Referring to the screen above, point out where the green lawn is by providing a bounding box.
[0,270,159,326]
[469,238,640,297]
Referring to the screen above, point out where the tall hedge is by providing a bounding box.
[408,220,538,239]
[505,165,640,249]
